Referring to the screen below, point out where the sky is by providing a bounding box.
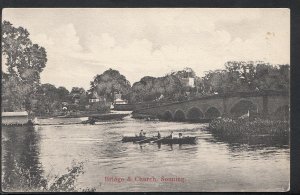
[2,8,290,90]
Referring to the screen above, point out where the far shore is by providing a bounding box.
[35,110,131,118]
[33,111,132,125]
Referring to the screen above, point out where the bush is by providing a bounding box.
[89,102,110,113]
[2,160,95,192]
[208,118,290,145]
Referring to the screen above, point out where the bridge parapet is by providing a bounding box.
[132,90,289,122]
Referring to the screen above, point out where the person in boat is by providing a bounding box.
[169,131,173,139]
[89,118,96,125]
[179,133,183,138]
[139,130,146,137]
[157,131,161,139]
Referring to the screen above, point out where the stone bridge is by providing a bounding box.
[132,91,289,121]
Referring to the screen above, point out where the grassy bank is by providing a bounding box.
[208,118,289,145]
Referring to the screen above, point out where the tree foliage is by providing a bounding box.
[32,84,68,116]
[130,68,199,103]
[2,159,95,192]
[89,68,131,102]
[57,87,70,102]
[32,85,90,116]
[201,61,290,95]
[2,73,33,111]
[2,20,47,85]
[2,20,47,111]
[70,87,88,110]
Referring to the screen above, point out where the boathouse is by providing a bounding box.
[2,111,29,125]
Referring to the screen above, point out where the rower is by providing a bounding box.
[139,130,146,137]
[157,131,161,139]
[179,133,183,138]
[170,131,173,139]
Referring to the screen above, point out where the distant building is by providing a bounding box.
[188,77,195,87]
[182,77,195,88]
[114,92,128,105]
[2,111,29,125]
[88,92,106,103]
[114,98,128,105]
[89,93,100,103]
[155,94,164,101]
[62,102,68,106]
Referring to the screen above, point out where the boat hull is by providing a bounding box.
[121,136,197,144]
[122,136,157,142]
[157,137,197,144]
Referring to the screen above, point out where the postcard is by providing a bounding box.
[1,8,290,192]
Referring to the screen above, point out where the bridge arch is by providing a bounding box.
[205,107,221,119]
[186,107,204,121]
[162,110,173,121]
[230,99,258,117]
[174,110,186,121]
[273,105,289,120]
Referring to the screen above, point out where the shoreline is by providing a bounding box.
[33,111,131,126]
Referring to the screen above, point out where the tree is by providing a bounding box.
[56,87,70,102]
[2,20,47,112]
[2,21,47,84]
[170,67,197,78]
[70,87,85,95]
[69,87,88,110]
[130,70,190,103]
[201,61,290,95]
[89,69,131,102]
[2,74,32,111]
[33,84,60,115]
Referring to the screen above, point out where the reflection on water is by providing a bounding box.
[2,126,44,191]
[2,116,290,192]
[211,132,289,149]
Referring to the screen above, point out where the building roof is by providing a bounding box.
[88,91,101,99]
[89,97,99,99]
[2,111,28,116]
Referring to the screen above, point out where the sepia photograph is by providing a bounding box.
[1,8,290,192]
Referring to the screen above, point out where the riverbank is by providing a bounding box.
[208,118,289,145]
[36,110,109,119]
[131,112,212,123]
[35,111,131,125]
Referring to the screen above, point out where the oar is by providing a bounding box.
[151,137,166,143]
[135,137,156,144]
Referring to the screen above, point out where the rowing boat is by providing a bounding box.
[121,136,158,142]
[121,136,197,144]
[157,136,197,144]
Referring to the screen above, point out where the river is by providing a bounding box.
[2,113,289,192]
